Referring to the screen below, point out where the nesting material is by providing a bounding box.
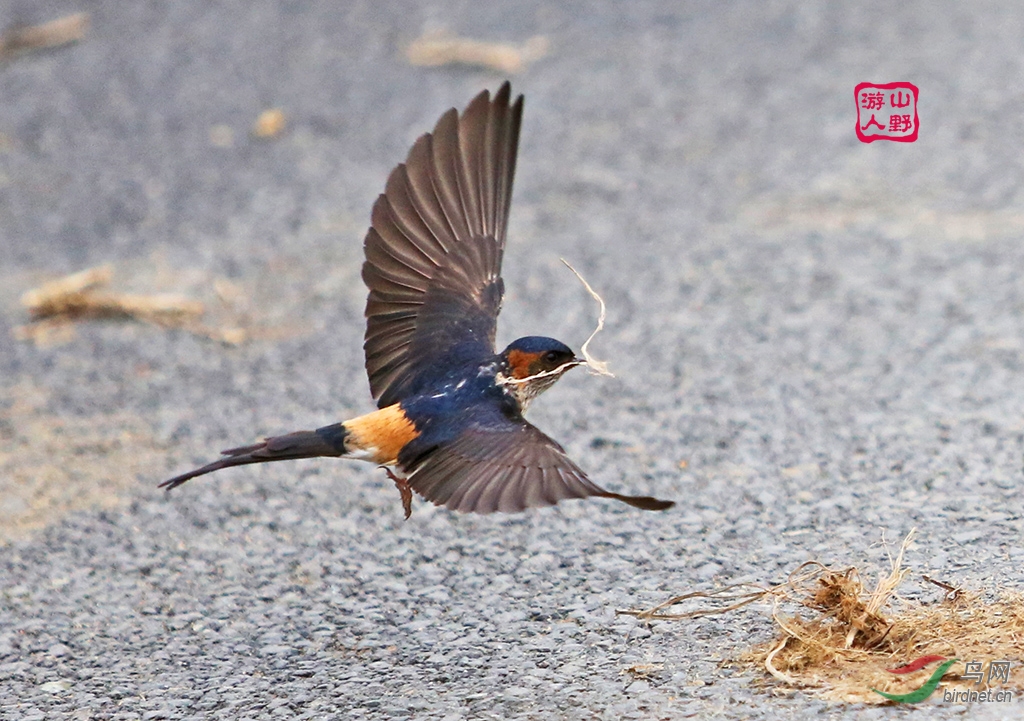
[561,259,614,378]
[498,260,614,391]
[0,12,89,59]
[620,530,1024,703]
[406,31,548,74]
[15,264,247,346]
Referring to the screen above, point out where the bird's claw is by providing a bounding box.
[382,467,413,520]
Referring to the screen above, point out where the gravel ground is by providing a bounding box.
[2,1,1022,718]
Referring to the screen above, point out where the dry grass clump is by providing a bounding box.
[622,530,1024,703]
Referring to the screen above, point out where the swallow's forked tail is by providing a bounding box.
[159,423,349,491]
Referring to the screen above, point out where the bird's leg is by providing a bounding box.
[382,466,413,520]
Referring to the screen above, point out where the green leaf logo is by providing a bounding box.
[871,658,958,704]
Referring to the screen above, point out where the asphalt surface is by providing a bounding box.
[2,1,1023,719]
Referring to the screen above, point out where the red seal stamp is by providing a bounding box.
[855,82,919,143]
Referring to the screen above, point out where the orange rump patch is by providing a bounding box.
[343,404,419,464]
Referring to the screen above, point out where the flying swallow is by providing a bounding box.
[161,83,674,517]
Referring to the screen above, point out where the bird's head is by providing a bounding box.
[498,336,582,411]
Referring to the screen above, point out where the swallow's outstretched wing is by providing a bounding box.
[363,83,523,408]
[398,415,675,514]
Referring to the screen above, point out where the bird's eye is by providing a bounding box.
[544,351,560,363]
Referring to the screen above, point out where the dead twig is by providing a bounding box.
[617,583,771,621]
[406,31,548,74]
[922,575,962,602]
[0,12,89,60]
[618,561,827,621]
[15,264,247,346]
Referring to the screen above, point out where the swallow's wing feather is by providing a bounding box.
[401,417,674,514]
[363,83,523,407]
